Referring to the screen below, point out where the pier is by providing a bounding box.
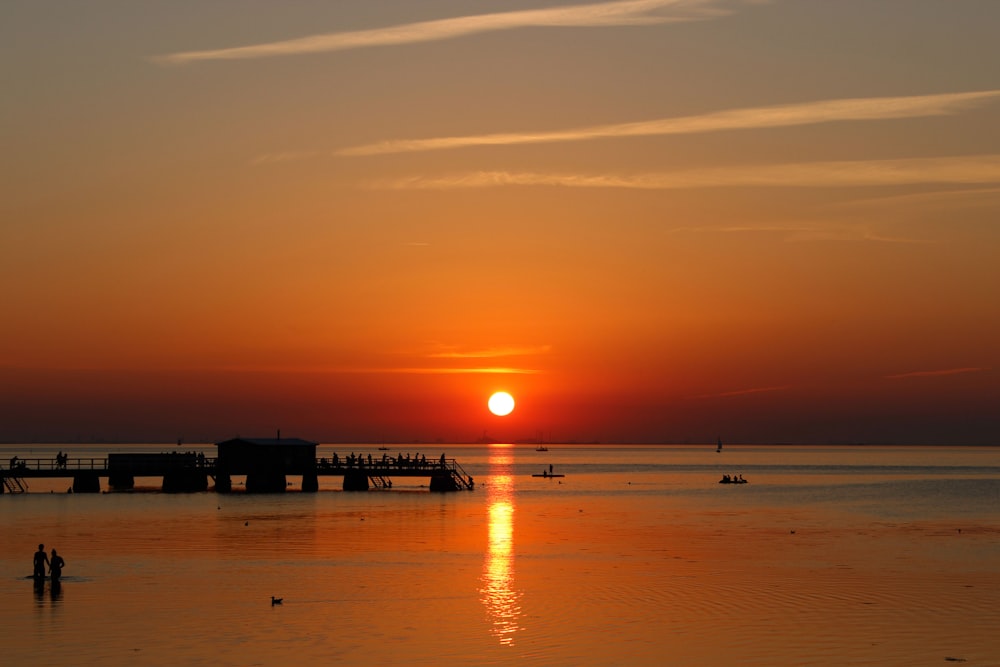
[2,442,475,494]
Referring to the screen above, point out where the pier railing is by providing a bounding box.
[3,454,475,492]
[5,457,107,472]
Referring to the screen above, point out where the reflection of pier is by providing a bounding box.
[2,439,475,494]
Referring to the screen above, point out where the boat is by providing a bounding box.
[718,475,747,484]
[535,445,548,452]
[532,472,565,478]
[716,437,723,453]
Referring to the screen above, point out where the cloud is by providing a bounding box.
[346,367,543,375]
[370,155,1000,190]
[428,345,553,359]
[339,90,1000,156]
[153,0,743,66]
[886,367,986,380]
[667,223,932,244]
[833,187,1000,211]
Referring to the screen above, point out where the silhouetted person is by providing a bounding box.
[33,544,50,580]
[10,455,17,469]
[49,549,65,582]
[549,464,553,474]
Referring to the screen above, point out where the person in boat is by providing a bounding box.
[721,474,730,483]
[33,544,50,579]
[49,548,65,582]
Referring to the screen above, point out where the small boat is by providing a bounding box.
[718,475,747,484]
[532,472,565,478]
[535,445,548,452]
[716,437,723,453]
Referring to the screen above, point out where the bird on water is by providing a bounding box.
[271,596,283,606]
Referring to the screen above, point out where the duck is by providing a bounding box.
[271,596,283,606]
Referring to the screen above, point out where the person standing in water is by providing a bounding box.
[33,544,50,579]
[49,548,65,582]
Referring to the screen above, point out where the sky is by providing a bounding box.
[2,0,999,444]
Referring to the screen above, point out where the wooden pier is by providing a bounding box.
[2,450,475,494]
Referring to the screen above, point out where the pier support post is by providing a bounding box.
[343,471,370,491]
[73,472,102,493]
[109,473,135,491]
[430,473,459,492]
[301,471,318,492]
[163,470,208,493]
[214,473,232,493]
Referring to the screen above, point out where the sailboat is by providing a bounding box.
[716,437,723,453]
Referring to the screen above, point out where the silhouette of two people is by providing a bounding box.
[33,543,66,581]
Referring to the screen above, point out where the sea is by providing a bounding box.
[2,443,999,666]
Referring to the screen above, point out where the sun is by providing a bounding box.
[488,391,515,417]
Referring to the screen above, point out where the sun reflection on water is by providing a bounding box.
[480,449,523,646]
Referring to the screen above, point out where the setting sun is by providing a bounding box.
[488,392,515,417]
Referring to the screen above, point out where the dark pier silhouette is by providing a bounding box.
[2,437,474,494]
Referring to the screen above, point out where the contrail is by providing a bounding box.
[371,155,1000,190]
[339,90,1000,156]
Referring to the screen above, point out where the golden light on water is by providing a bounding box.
[480,450,523,645]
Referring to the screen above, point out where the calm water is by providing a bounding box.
[3,444,999,666]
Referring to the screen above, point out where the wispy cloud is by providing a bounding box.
[886,367,986,380]
[667,223,933,244]
[428,345,553,359]
[347,367,542,375]
[339,90,1000,156]
[153,0,742,66]
[833,187,1000,211]
[370,155,1000,190]
[193,364,541,375]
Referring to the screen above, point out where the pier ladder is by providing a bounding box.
[2,475,28,494]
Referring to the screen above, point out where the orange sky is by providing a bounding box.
[2,1,998,443]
